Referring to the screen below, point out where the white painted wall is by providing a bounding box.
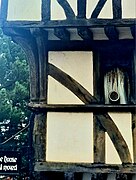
[6,0,135,21]
[46,112,93,163]
[48,51,93,104]
[7,0,41,21]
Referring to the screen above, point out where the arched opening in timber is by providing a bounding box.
[0,28,31,177]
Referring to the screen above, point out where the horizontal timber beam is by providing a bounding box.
[28,103,136,113]
[35,162,136,173]
[47,40,135,51]
[2,19,136,28]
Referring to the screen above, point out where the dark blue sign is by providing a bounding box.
[0,151,20,175]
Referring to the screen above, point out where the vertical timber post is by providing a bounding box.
[31,29,48,179]
[93,52,105,179]
[132,48,136,164]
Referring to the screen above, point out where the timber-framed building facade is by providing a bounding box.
[0,0,136,179]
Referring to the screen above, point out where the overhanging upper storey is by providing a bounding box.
[0,0,135,41]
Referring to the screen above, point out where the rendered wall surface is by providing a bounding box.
[7,0,41,21]
[6,0,136,21]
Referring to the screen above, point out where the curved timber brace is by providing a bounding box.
[3,28,48,103]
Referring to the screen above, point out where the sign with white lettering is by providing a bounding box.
[0,151,20,175]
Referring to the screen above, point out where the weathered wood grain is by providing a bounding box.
[33,113,47,162]
[93,52,105,164]
[93,116,105,163]
[28,104,136,113]
[31,28,48,102]
[7,29,40,102]
[3,19,136,29]
[35,162,136,173]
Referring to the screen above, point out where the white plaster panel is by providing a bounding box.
[48,51,93,104]
[7,0,41,21]
[122,0,136,18]
[46,112,93,163]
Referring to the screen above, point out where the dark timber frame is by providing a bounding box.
[0,0,136,179]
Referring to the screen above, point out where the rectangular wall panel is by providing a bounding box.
[46,112,93,163]
[48,51,93,104]
[7,0,41,21]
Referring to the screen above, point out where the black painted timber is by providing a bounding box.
[2,19,136,28]
[28,103,136,113]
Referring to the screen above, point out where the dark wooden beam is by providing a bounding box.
[29,104,136,113]
[0,0,8,22]
[77,0,86,18]
[5,28,40,102]
[54,28,70,40]
[42,0,50,21]
[131,25,136,39]
[104,26,119,40]
[91,0,107,18]
[57,0,75,19]
[31,28,48,102]
[33,114,47,162]
[93,52,105,164]
[93,116,105,163]
[77,27,93,40]
[64,172,74,180]
[47,40,135,51]
[112,0,122,19]
[3,19,136,29]
[35,162,136,173]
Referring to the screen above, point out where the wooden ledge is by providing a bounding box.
[35,162,136,173]
[28,103,136,113]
